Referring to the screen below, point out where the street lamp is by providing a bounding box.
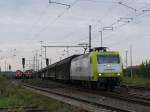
[40,41,44,69]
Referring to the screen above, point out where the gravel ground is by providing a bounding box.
[23,79,150,112]
[24,86,112,112]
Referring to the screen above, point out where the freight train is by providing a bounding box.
[15,70,24,79]
[34,47,123,90]
[15,70,33,79]
[24,70,33,78]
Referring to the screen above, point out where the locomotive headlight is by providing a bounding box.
[117,73,120,76]
[107,64,111,67]
[99,73,102,76]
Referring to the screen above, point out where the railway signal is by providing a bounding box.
[22,58,25,71]
[46,58,49,66]
[9,65,11,71]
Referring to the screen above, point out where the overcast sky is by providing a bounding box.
[0,0,150,71]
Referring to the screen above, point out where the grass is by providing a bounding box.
[23,78,65,89]
[0,75,88,112]
[122,75,150,87]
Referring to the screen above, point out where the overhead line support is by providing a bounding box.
[120,18,133,20]
[42,45,89,57]
[118,2,137,12]
[103,27,113,31]
[49,0,71,8]
[89,25,92,52]
[42,45,88,48]
[142,10,150,12]
[118,18,133,23]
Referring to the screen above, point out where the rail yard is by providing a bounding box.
[2,34,150,112]
[12,47,150,111]
[0,0,150,112]
[16,79,150,112]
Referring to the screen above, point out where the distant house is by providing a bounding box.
[125,65,140,76]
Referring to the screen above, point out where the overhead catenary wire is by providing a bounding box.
[32,0,79,39]
[64,0,136,45]
[82,0,150,5]
[101,0,150,29]
[87,1,150,50]
[118,1,137,12]
[107,8,150,48]
[99,3,150,43]
[29,0,150,48]
[108,20,150,48]
[29,4,50,35]
[101,4,147,39]
[36,0,147,48]
[60,0,122,45]
[29,0,150,59]
[69,0,130,46]
[92,0,120,28]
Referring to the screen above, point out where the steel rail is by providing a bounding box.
[129,86,150,91]
[23,84,133,112]
[23,80,150,107]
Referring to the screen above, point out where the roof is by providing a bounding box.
[38,55,80,72]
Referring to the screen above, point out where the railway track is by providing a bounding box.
[127,90,150,101]
[22,80,150,105]
[0,107,48,112]
[84,89,150,106]
[124,85,150,100]
[23,84,131,112]
[23,83,150,112]
[57,83,150,107]
[129,86,150,91]
[28,79,150,106]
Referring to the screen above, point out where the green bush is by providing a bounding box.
[122,75,150,87]
[140,60,150,78]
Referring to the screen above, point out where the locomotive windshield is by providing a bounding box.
[97,55,120,64]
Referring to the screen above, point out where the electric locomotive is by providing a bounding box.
[71,47,122,89]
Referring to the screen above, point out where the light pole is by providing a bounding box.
[40,41,44,69]
[35,50,38,71]
[99,31,103,47]
[5,60,6,72]
[130,45,133,78]
[99,27,113,47]
[89,25,91,52]
[125,50,128,68]
[33,50,39,71]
